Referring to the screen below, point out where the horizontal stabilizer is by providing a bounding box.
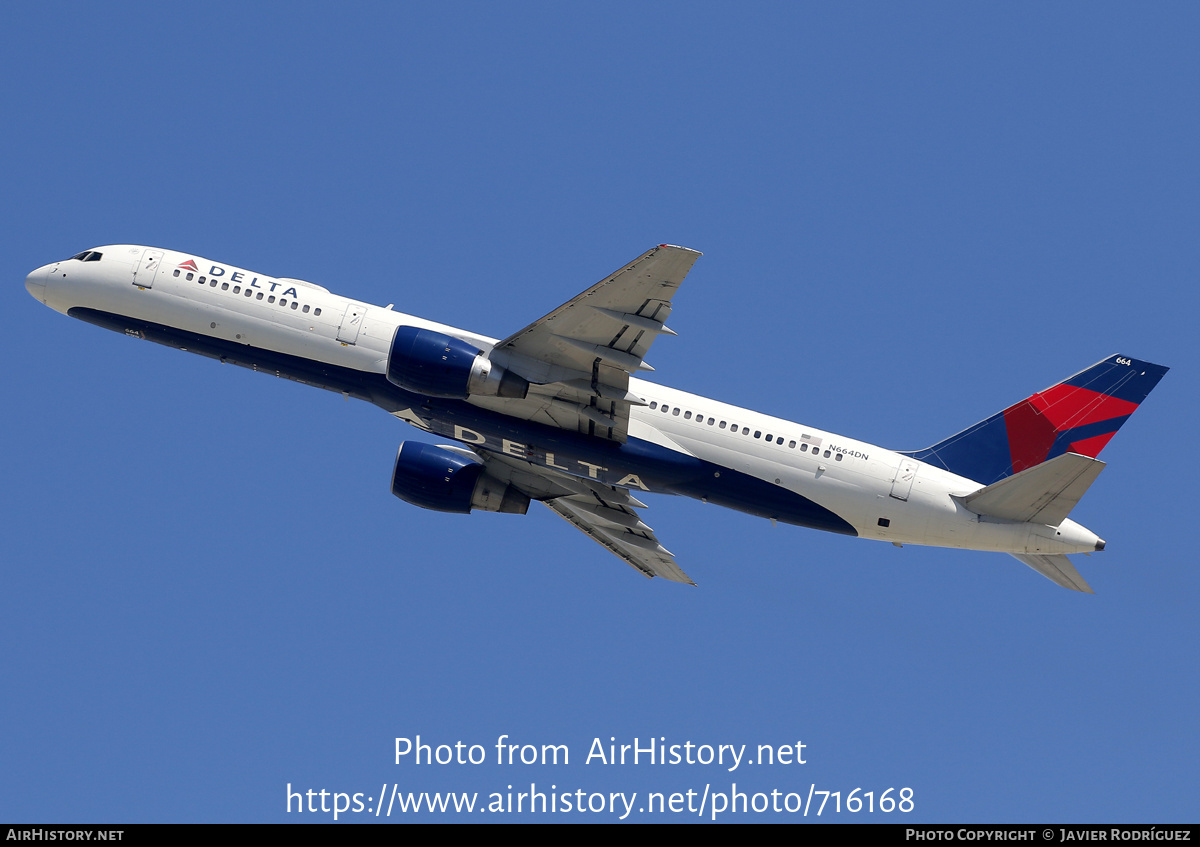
[1011,553,1094,593]
[960,452,1104,526]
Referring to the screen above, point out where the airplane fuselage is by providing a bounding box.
[26,245,1110,577]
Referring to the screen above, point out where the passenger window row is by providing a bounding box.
[645,400,841,459]
[174,268,322,316]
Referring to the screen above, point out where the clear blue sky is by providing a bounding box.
[3,2,1196,823]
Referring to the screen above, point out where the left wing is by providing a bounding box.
[451,445,696,585]
[480,245,701,442]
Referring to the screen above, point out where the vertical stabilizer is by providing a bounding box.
[904,355,1168,484]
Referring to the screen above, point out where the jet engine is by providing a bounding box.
[391,441,530,515]
[386,326,528,400]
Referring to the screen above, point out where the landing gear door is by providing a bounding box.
[890,458,919,501]
[337,303,365,344]
[132,249,164,289]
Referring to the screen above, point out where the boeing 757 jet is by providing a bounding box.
[25,245,1167,591]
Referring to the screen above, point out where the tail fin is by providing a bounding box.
[903,355,1168,485]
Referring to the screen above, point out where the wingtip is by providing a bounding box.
[657,243,703,256]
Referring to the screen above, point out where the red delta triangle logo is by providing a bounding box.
[177,259,199,272]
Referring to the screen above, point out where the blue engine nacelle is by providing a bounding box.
[391,441,530,515]
[386,326,529,400]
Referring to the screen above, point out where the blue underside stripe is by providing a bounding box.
[69,307,858,536]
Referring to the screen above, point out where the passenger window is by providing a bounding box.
[788,440,796,448]
[234,286,241,294]
[649,401,658,410]
[245,289,253,297]
[199,276,205,284]
[186,273,194,281]
[684,411,692,420]
[835,453,843,461]
[707,417,714,425]
[280,299,287,307]
[719,421,726,429]
[210,280,217,287]
[302,305,310,313]
[221,283,229,291]
[730,425,738,433]
[754,431,761,439]
[290,302,298,310]
[672,408,680,416]
[661,405,669,413]
[801,444,808,452]
[268,296,276,304]
[823,450,831,458]
[172,269,180,277]
[314,308,321,316]
[256,293,264,300]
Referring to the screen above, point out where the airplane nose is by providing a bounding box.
[25,265,48,302]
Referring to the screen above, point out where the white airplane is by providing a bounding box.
[26,245,1167,592]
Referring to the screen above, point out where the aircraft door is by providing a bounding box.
[337,303,365,344]
[890,458,919,501]
[132,249,164,289]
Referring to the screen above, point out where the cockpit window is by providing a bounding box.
[67,251,103,262]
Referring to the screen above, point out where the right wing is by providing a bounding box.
[546,494,695,585]
[447,445,696,585]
